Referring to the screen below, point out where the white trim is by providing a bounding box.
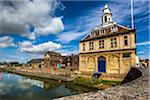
[117,24,131,30]
[81,33,90,41]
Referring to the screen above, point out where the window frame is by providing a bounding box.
[124,35,128,46]
[89,42,94,50]
[99,39,105,49]
[123,53,131,58]
[110,37,117,48]
[82,43,85,51]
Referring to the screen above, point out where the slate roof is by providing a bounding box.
[44,51,61,56]
[27,59,44,64]
[80,29,135,42]
[80,23,135,42]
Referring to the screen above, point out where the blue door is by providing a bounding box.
[98,56,106,72]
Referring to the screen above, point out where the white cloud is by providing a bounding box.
[35,17,64,36]
[137,51,144,54]
[60,49,79,56]
[19,41,32,48]
[56,31,87,43]
[0,36,15,48]
[0,0,64,39]
[136,41,150,46]
[19,41,62,54]
[22,32,36,40]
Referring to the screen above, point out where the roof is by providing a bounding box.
[80,28,135,42]
[45,51,61,56]
[80,22,134,42]
[27,59,44,64]
[103,4,111,14]
[62,54,79,59]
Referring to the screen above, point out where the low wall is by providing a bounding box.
[2,67,75,82]
[121,67,142,84]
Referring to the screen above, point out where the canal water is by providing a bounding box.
[0,71,96,100]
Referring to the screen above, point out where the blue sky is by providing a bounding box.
[0,0,149,63]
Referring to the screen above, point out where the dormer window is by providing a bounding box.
[101,30,103,34]
[100,29,107,34]
[91,32,95,37]
[99,30,101,34]
[95,31,99,36]
[111,26,118,32]
[111,27,114,32]
[104,29,106,33]
[103,30,105,34]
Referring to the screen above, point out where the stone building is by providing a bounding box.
[62,54,79,70]
[44,51,79,70]
[140,59,149,67]
[27,59,44,68]
[79,4,136,76]
[44,51,62,68]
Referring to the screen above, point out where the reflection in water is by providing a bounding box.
[20,78,44,88]
[0,72,96,100]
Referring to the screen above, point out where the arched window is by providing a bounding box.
[105,16,107,22]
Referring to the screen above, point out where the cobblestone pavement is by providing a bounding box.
[55,67,149,100]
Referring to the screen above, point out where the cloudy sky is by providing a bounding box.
[0,0,149,63]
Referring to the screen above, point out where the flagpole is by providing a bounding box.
[131,0,134,29]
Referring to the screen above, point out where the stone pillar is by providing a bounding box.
[119,53,122,74]
[95,55,98,72]
[79,55,81,71]
[119,35,121,49]
[119,53,123,74]
[131,52,136,67]
[85,55,88,72]
[106,54,109,73]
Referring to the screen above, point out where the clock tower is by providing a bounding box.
[101,4,113,25]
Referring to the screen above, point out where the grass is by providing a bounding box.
[73,76,122,89]
[98,80,122,86]
[73,76,99,88]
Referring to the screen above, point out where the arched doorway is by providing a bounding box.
[98,56,106,72]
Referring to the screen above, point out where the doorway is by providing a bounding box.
[98,56,106,72]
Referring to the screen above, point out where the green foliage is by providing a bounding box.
[97,79,122,86]
[73,76,122,89]
[73,77,99,88]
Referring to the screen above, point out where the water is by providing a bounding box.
[0,71,96,100]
